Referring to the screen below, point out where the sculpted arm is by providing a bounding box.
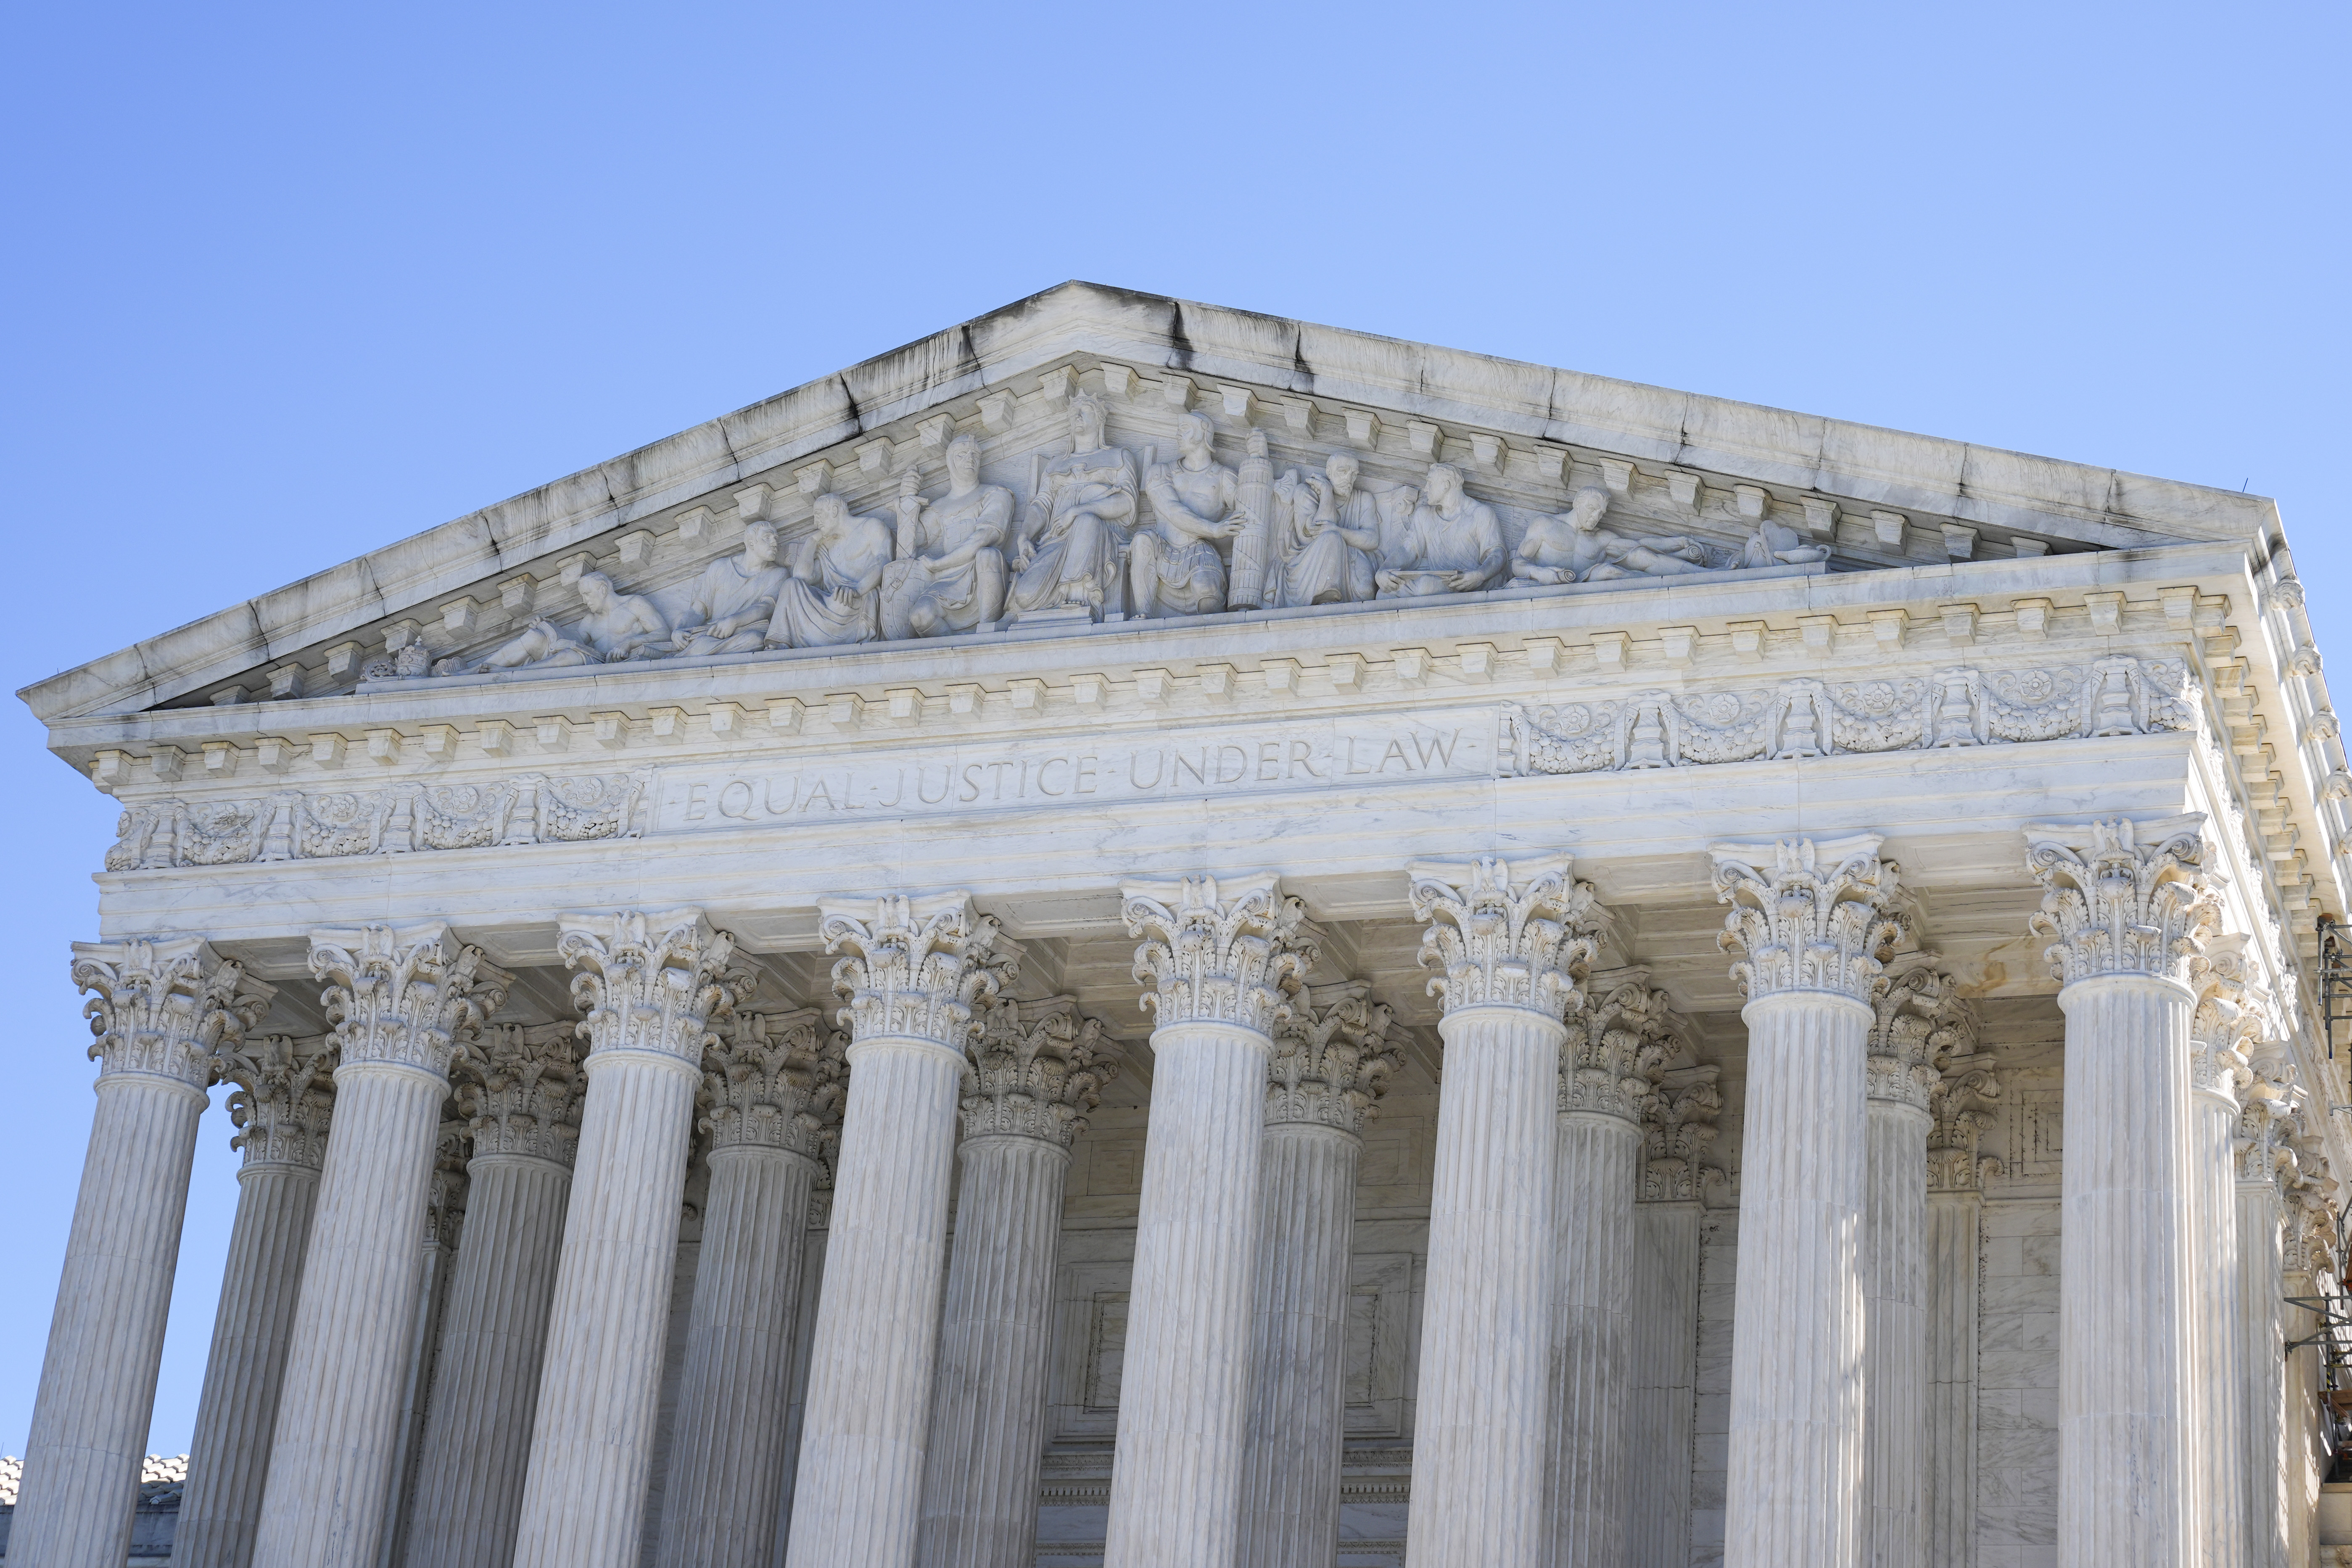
[1450,505,1507,591]
[934,487,1011,573]
[612,596,670,658]
[1143,465,1241,542]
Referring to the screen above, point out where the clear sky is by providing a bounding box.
[2,0,2344,1455]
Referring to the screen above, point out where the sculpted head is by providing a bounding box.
[1069,393,1108,450]
[812,493,849,533]
[1568,486,1610,531]
[1425,463,1463,507]
[1177,410,1214,457]
[1326,449,1360,494]
[744,520,781,564]
[578,571,615,612]
[946,432,982,488]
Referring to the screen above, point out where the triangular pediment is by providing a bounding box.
[20,280,2278,723]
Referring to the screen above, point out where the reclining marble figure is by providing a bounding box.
[1511,486,1714,585]
[470,571,669,672]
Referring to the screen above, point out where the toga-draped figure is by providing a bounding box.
[1272,448,1386,607]
[766,494,894,648]
[1512,487,1713,584]
[1009,393,1138,616]
[471,571,668,672]
[1132,411,1242,619]
[669,522,792,654]
[880,433,1011,639]
[1375,463,1507,597]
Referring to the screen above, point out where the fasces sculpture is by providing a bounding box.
[1270,449,1383,607]
[1132,412,1244,619]
[471,572,669,672]
[770,494,893,648]
[1375,463,1506,597]
[1513,487,1713,585]
[670,523,791,655]
[880,435,1011,639]
[1010,394,1138,616]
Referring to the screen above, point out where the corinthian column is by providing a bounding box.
[1103,874,1314,1568]
[510,910,740,1568]
[1923,1053,1999,1568]
[2185,939,2261,1568]
[1548,971,1679,1568]
[1861,964,1967,1568]
[658,1009,845,1568]
[1237,982,1400,1568]
[177,1034,337,1568]
[1402,853,1601,1568]
[920,996,1120,1568]
[2233,1087,2294,1568]
[402,1023,587,1568]
[2024,815,2220,1568]
[12,939,272,1568]
[253,924,509,1568]
[1711,834,1903,1568]
[785,893,1011,1568]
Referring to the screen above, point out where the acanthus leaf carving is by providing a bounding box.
[1870,963,1974,1114]
[963,994,1120,1146]
[1407,853,1601,1022]
[1122,873,1314,1035]
[1265,980,1401,1136]
[820,892,1010,1051]
[556,908,739,1067]
[700,1008,845,1159]
[1710,834,1902,1004]
[1641,1064,1726,1203]
[1561,967,1687,1123]
[458,1022,587,1166]
[1927,1051,2003,1192]
[2022,814,2221,986]
[71,935,277,1092]
[219,1032,337,1168]
[309,922,511,1080]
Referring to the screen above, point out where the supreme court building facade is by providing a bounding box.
[8,283,2350,1568]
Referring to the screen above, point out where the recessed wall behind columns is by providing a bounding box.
[92,734,2201,955]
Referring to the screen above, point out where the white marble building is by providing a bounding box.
[7,282,2350,1568]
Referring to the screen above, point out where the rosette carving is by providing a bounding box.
[1926,1052,2002,1192]
[1562,969,1685,1123]
[1641,1065,1725,1202]
[1407,853,1600,1020]
[1266,981,1400,1136]
[821,892,1010,1049]
[309,922,511,1078]
[557,908,739,1065]
[219,1033,337,1168]
[2022,814,2221,985]
[72,935,275,1091]
[1710,834,1902,1004]
[963,995,1120,1145]
[459,1022,586,1165]
[1869,964,1973,1113]
[1123,873,1315,1035]
[700,1008,845,1158]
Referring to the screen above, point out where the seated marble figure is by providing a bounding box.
[1512,486,1713,585]
[1132,411,1243,619]
[767,492,895,648]
[1375,463,1507,597]
[1270,451,1382,607]
[880,433,1012,640]
[472,571,669,672]
[668,522,792,655]
[1009,393,1138,616]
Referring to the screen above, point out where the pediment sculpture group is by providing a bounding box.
[452,393,1830,676]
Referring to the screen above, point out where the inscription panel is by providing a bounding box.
[653,710,1498,833]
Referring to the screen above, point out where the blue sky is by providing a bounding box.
[2,0,2344,1454]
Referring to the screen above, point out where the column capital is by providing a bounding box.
[2188,933,2270,1106]
[1407,853,1600,1021]
[1927,1051,2003,1192]
[219,1033,337,1169]
[1870,963,1973,1113]
[963,995,1121,1146]
[1640,1064,1725,1202]
[309,922,512,1080]
[2235,1095,2298,1190]
[1710,833,1902,1004]
[72,935,276,1092]
[1563,968,1684,1123]
[2283,1178,2340,1278]
[1266,980,1401,1136]
[820,891,1010,1051]
[428,1119,472,1249]
[701,1008,846,1158]
[557,908,739,1067]
[1123,872,1315,1035]
[459,1022,586,1166]
[2023,814,2222,987]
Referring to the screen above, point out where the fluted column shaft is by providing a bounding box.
[659,1143,821,1568]
[1101,1019,1271,1568]
[510,1051,700,1565]
[2188,1072,2244,1568]
[1405,1003,1565,1568]
[917,1133,1073,1568]
[402,1151,574,1568]
[1864,1097,1930,1568]
[1724,989,1869,1568]
[2237,1180,2289,1568]
[784,1036,966,1568]
[1626,1202,1703,1568]
[11,1070,211,1568]
[1548,1109,1643,1568]
[1922,1189,1980,1568]
[1238,1120,1361,1568]
[252,1063,449,1568]
[2056,972,2196,1565]
[176,1161,323,1568]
